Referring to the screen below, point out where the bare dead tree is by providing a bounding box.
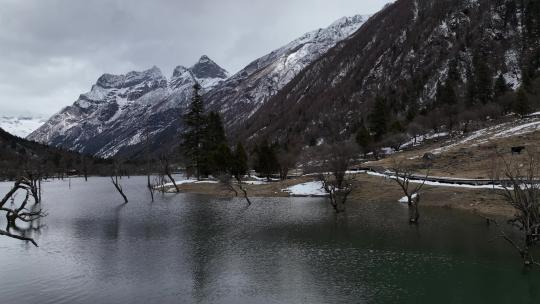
[110,161,128,204]
[24,170,42,204]
[390,159,430,224]
[145,130,155,202]
[0,177,45,246]
[217,174,252,206]
[487,152,540,267]
[317,142,358,213]
[160,156,179,193]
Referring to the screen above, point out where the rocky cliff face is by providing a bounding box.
[28,56,228,158]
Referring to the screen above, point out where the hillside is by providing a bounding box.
[368,113,540,179]
[239,0,540,146]
[0,128,110,180]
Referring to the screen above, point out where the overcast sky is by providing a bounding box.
[0,0,389,117]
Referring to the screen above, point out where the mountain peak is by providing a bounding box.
[190,55,229,80]
[172,65,189,78]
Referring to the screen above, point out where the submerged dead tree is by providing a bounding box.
[110,161,128,204]
[218,174,252,206]
[488,153,540,268]
[145,131,155,202]
[391,160,429,224]
[160,156,179,193]
[0,177,45,246]
[318,142,357,214]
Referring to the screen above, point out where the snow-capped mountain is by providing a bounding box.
[205,15,369,128]
[28,56,228,158]
[0,116,46,138]
[29,15,369,158]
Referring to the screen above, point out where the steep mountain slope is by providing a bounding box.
[240,0,540,144]
[0,116,45,137]
[28,56,229,158]
[206,15,369,127]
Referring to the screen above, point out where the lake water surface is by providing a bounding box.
[0,176,539,304]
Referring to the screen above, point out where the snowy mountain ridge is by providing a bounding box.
[28,56,229,158]
[205,14,370,127]
[29,14,370,158]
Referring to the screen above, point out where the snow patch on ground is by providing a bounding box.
[366,171,506,190]
[162,179,219,188]
[283,181,328,197]
[398,193,418,203]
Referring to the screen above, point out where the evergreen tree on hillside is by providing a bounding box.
[369,97,388,141]
[513,88,532,117]
[494,73,509,98]
[465,67,477,106]
[473,51,493,105]
[355,124,373,157]
[182,83,207,180]
[436,79,457,106]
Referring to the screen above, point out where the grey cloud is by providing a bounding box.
[0,0,389,116]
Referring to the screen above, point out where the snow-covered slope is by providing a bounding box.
[28,56,228,158]
[0,116,46,138]
[205,15,369,127]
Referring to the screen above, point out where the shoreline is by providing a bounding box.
[161,173,514,218]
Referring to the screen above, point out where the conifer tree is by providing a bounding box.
[369,96,388,140]
[513,88,532,118]
[231,142,248,180]
[435,80,456,106]
[254,141,279,181]
[182,83,207,180]
[355,124,373,157]
[494,73,509,98]
[473,51,493,104]
[202,111,228,175]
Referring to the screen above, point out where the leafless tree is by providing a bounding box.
[145,130,155,202]
[0,176,45,246]
[390,159,430,224]
[277,151,297,180]
[160,156,179,193]
[487,152,540,267]
[110,161,128,204]
[317,142,358,213]
[217,174,252,206]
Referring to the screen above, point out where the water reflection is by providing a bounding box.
[0,177,539,303]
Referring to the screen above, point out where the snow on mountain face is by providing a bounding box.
[0,116,46,138]
[205,15,370,127]
[28,56,228,158]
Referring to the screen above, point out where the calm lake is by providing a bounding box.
[0,176,539,304]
